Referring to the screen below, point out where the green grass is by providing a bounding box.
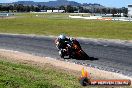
[0,59,82,88]
[0,58,131,88]
[0,13,132,40]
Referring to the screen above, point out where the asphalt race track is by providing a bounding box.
[0,34,132,76]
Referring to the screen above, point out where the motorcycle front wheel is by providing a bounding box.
[59,50,64,58]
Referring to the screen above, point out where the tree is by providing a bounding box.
[107,8,111,14]
[78,6,83,13]
[111,8,118,17]
[15,4,25,12]
[34,7,40,12]
[66,5,74,13]
[30,5,35,11]
[42,5,46,10]
[0,5,2,11]
[37,4,42,10]
[59,5,65,10]
[24,6,30,12]
[102,8,107,14]
[122,7,128,16]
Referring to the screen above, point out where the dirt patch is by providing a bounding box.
[0,49,131,85]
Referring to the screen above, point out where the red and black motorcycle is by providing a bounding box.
[55,38,88,59]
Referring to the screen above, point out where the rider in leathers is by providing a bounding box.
[55,34,71,50]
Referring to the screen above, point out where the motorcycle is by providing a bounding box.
[55,39,88,59]
[70,42,88,59]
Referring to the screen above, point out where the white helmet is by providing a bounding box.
[58,34,66,40]
[70,38,74,41]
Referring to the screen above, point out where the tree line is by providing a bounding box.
[0,4,128,15]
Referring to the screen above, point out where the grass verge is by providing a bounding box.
[0,56,131,88]
[0,58,82,88]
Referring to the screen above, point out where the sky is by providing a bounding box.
[0,0,132,8]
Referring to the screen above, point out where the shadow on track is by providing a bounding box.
[79,51,99,61]
[78,53,99,61]
[83,56,99,61]
[63,51,99,61]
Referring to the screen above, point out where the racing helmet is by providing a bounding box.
[70,38,74,41]
[58,34,66,40]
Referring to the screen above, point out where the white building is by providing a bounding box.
[128,5,132,17]
[47,10,53,13]
[46,10,65,13]
[58,10,65,13]
[0,13,14,17]
[53,10,59,13]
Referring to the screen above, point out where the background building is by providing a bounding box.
[128,5,132,17]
